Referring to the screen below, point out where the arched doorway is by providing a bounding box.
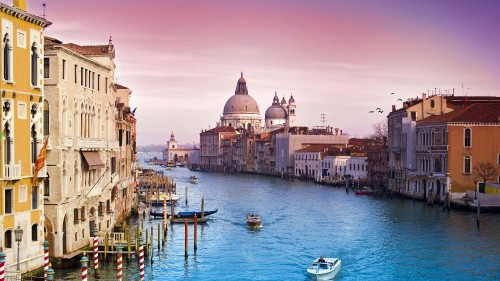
[44,215,55,256]
[62,214,68,254]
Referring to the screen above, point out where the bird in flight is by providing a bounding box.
[390,93,395,95]
[369,111,374,113]
[378,110,384,113]
[376,108,381,110]
[397,98,403,101]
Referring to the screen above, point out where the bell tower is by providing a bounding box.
[287,94,296,127]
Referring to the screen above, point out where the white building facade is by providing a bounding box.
[44,37,120,257]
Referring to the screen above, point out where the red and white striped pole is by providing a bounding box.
[43,240,49,280]
[116,245,123,281]
[93,227,99,269]
[138,236,145,281]
[163,197,167,232]
[80,256,88,281]
[0,251,6,281]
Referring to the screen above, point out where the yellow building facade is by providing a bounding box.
[0,0,51,273]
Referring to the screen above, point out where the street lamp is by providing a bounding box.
[14,225,23,271]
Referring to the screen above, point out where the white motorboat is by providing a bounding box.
[190,176,199,184]
[307,257,341,280]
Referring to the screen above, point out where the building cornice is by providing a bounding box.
[0,3,51,27]
[45,45,113,71]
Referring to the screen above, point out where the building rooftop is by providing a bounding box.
[418,103,500,125]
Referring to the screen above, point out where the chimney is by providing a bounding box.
[422,93,427,101]
[13,0,27,11]
[335,128,339,135]
[392,105,396,112]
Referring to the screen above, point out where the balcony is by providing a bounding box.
[32,164,47,178]
[3,163,21,179]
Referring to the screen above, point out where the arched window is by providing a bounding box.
[430,100,435,108]
[464,156,471,174]
[31,43,39,86]
[32,224,38,241]
[3,122,12,164]
[31,124,38,163]
[3,34,11,81]
[4,229,12,248]
[464,128,471,147]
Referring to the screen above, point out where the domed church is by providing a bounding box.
[264,91,296,129]
[220,72,262,131]
[218,72,297,131]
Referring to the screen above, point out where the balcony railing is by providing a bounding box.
[32,164,47,178]
[62,137,117,150]
[3,163,21,179]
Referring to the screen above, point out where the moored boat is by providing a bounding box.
[307,257,341,280]
[246,213,261,227]
[355,187,375,196]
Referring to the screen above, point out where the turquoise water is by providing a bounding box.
[56,166,500,280]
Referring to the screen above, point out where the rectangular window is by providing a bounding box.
[410,111,417,121]
[111,157,117,174]
[81,206,86,222]
[62,59,66,80]
[74,208,79,225]
[43,57,49,78]
[17,30,26,48]
[80,67,83,86]
[464,128,471,147]
[119,129,123,146]
[5,189,12,214]
[17,102,26,119]
[32,186,38,209]
[105,78,108,93]
[74,65,78,83]
[92,72,95,89]
[97,74,100,91]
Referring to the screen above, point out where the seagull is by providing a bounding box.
[397,98,403,101]
[369,111,374,113]
[378,110,384,113]
[376,108,381,110]
[390,92,395,95]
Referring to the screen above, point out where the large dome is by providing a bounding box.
[265,104,286,119]
[223,95,260,114]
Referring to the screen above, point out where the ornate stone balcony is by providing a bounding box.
[3,163,21,179]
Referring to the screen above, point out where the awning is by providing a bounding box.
[81,151,105,170]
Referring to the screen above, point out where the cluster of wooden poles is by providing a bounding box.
[77,199,199,280]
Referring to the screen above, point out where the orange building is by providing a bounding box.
[415,103,500,197]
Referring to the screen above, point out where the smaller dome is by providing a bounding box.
[265,105,287,119]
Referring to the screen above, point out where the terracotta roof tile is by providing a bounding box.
[418,103,500,125]
[62,43,112,56]
[296,144,340,153]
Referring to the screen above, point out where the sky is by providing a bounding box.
[16,0,500,145]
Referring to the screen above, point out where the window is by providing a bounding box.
[31,124,37,163]
[464,128,471,147]
[4,230,12,248]
[81,206,86,222]
[4,122,12,164]
[97,74,100,91]
[80,67,83,86]
[44,177,50,197]
[410,111,417,121]
[464,156,471,174]
[62,59,66,80]
[106,199,111,213]
[74,65,78,83]
[32,185,39,209]
[74,208,79,225]
[498,153,500,165]
[44,100,50,136]
[105,78,108,93]
[3,34,12,81]
[430,100,435,108]
[111,157,117,174]
[32,224,38,241]
[43,57,49,78]
[5,189,12,214]
[31,43,38,86]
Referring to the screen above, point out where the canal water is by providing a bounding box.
[56,165,500,280]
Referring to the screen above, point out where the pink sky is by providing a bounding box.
[19,0,500,145]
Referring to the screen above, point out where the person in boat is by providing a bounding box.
[318,256,325,263]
